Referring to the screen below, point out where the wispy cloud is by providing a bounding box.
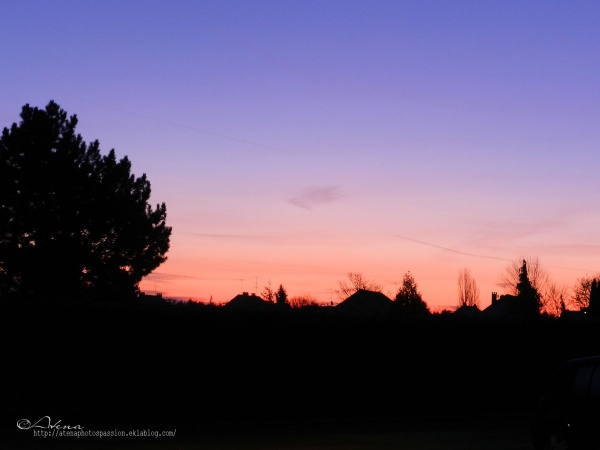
[186,232,276,240]
[183,232,287,245]
[143,272,196,283]
[289,185,344,210]
[546,243,600,254]
[474,219,569,242]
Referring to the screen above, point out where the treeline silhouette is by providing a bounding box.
[3,298,600,434]
[3,101,600,445]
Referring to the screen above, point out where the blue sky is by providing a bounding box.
[2,0,599,308]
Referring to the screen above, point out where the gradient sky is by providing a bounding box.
[2,0,599,309]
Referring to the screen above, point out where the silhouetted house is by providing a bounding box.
[560,309,588,321]
[453,304,482,318]
[224,292,273,312]
[138,291,168,305]
[482,292,533,319]
[336,289,393,315]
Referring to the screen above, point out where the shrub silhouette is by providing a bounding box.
[393,271,430,316]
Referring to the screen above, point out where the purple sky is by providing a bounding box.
[2,0,599,309]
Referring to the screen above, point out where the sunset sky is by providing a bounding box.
[2,1,599,309]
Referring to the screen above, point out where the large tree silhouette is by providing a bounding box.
[0,101,171,301]
[275,284,289,307]
[588,278,600,317]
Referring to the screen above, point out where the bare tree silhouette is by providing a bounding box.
[289,294,319,309]
[498,256,549,298]
[261,280,275,303]
[457,268,480,308]
[571,275,600,311]
[336,272,382,300]
[544,282,569,317]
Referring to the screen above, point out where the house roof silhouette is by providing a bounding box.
[482,294,531,318]
[453,304,482,317]
[224,292,273,311]
[336,289,393,315]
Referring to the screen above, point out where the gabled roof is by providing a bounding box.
[336,289,393,315]
[482,294,536,318]
[224,292,273,311]
[453,304,482,317]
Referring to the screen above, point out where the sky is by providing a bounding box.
[2,0,600,310]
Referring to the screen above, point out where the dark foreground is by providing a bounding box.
[2,301,600,448]
[6,414,534,449]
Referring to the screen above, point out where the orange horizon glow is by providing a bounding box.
[140,235,597,311]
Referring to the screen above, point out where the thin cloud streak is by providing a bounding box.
[73,97,297,156]
[394,235,595,273]
[185,232,280,241]
[289,185,344,210]
[143,272,197,282]
[541,243,600,255]
[394,235,513,262]
[472,218,569,244]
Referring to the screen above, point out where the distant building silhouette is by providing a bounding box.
[453,304,481,317]
[335,289,393,315]
[225,292,273,312]
[560,309,588,321]
[137,291,171,306]
[483,292,533,318]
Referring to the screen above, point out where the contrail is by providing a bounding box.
[394,235,594,273]
[394,235,513,262]
[73,97,296,155]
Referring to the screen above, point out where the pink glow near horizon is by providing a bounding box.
[139,234,597,310]
[2,1,599,309]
